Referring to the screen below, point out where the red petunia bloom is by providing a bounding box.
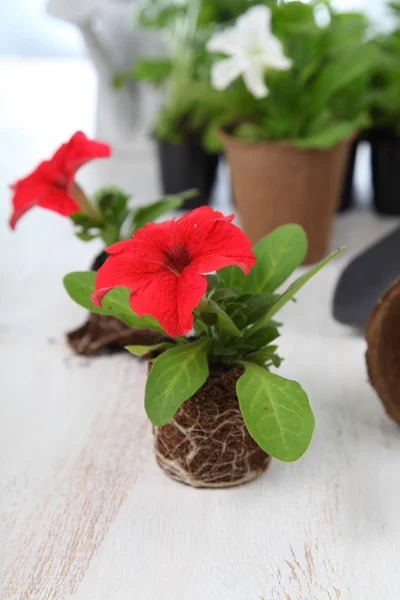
[91,207,256,337]
[9,131,111,229]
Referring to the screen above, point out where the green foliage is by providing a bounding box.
[119,0,272,149]
[126,0,382,148]
[247,246,344,336]
[236,363,315,461]
[69,213,103,242]
[125,342,175,357]
[137,2,187,29]
[242,224,307,293]
[70,188,188,246]
[153,79,232,150]
[205,299,242,337]
[294,119,365,150]
[70,186,130,246]
[145,339,210,425]
[137,0,271,32]
[63,271,163,332]
[206,2,381,147]
[64,223,342,463]
[114,59,173,89]
[130,194,188,232]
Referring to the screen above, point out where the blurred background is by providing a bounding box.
[1,0,399,227]
[0,0,391,59]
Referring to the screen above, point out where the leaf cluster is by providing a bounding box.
[115,1,275,149]
[70,189,186,246]
[116,0,385,149]
[211,2,380,148]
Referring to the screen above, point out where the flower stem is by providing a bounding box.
[71,182,101,220]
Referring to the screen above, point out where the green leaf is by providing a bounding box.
[63,271,163,332]
[145,340,211,426]
[199,312,218,326]
[206,300,242,337]
[211,287,238,303]
[131,195,185,232]
[125,342,174,357]
[69,212,102,227]
[309,42,380,112]
[206,274,218,292]
[242,225,308,294]
[138,5,186,29]
[235,122,265,141]
[294,121,358,150]
[225,301,247,318]
[193,319,208,335]
[93,187,129,222]
[246,347,282,368]
[202,125,223,153]
[244,324,280,346]
[233,313,247,330]
[248,248,344,335]
[101,223,121,246]
[75,232,98,242]
[217,266,246,290]
[236,364,315,462]
[240,293,279,325]
[130,58,173,85]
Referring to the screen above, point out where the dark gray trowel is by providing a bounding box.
[333,225,400,329]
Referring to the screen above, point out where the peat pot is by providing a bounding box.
[221,132,351,264]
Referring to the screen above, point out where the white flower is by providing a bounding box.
[206,5,292,99]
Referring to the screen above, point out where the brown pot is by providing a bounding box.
[153,366,271,488]
[220,132,351,264]
[366,278,400,425]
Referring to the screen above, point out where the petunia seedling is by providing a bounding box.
[8,131,191,249]
[64,209,343,463]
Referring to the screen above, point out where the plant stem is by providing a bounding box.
[71,182,101,220]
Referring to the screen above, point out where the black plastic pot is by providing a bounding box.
[338,139,359,213]
[157,139,219,210]
[91,250,108,271]
[370,129,400,215]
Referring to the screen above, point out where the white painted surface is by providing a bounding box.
[1,59,400,600]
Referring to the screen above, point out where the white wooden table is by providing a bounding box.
[1,59,400,600]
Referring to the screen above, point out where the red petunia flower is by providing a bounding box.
[9,131,111,229]
[91,207,256,337]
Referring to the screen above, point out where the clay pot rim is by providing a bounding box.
[217,127,356,153]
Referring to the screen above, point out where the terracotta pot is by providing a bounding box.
[153,366,271,488]
[366,278,400,425]
[220,132,351,264]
